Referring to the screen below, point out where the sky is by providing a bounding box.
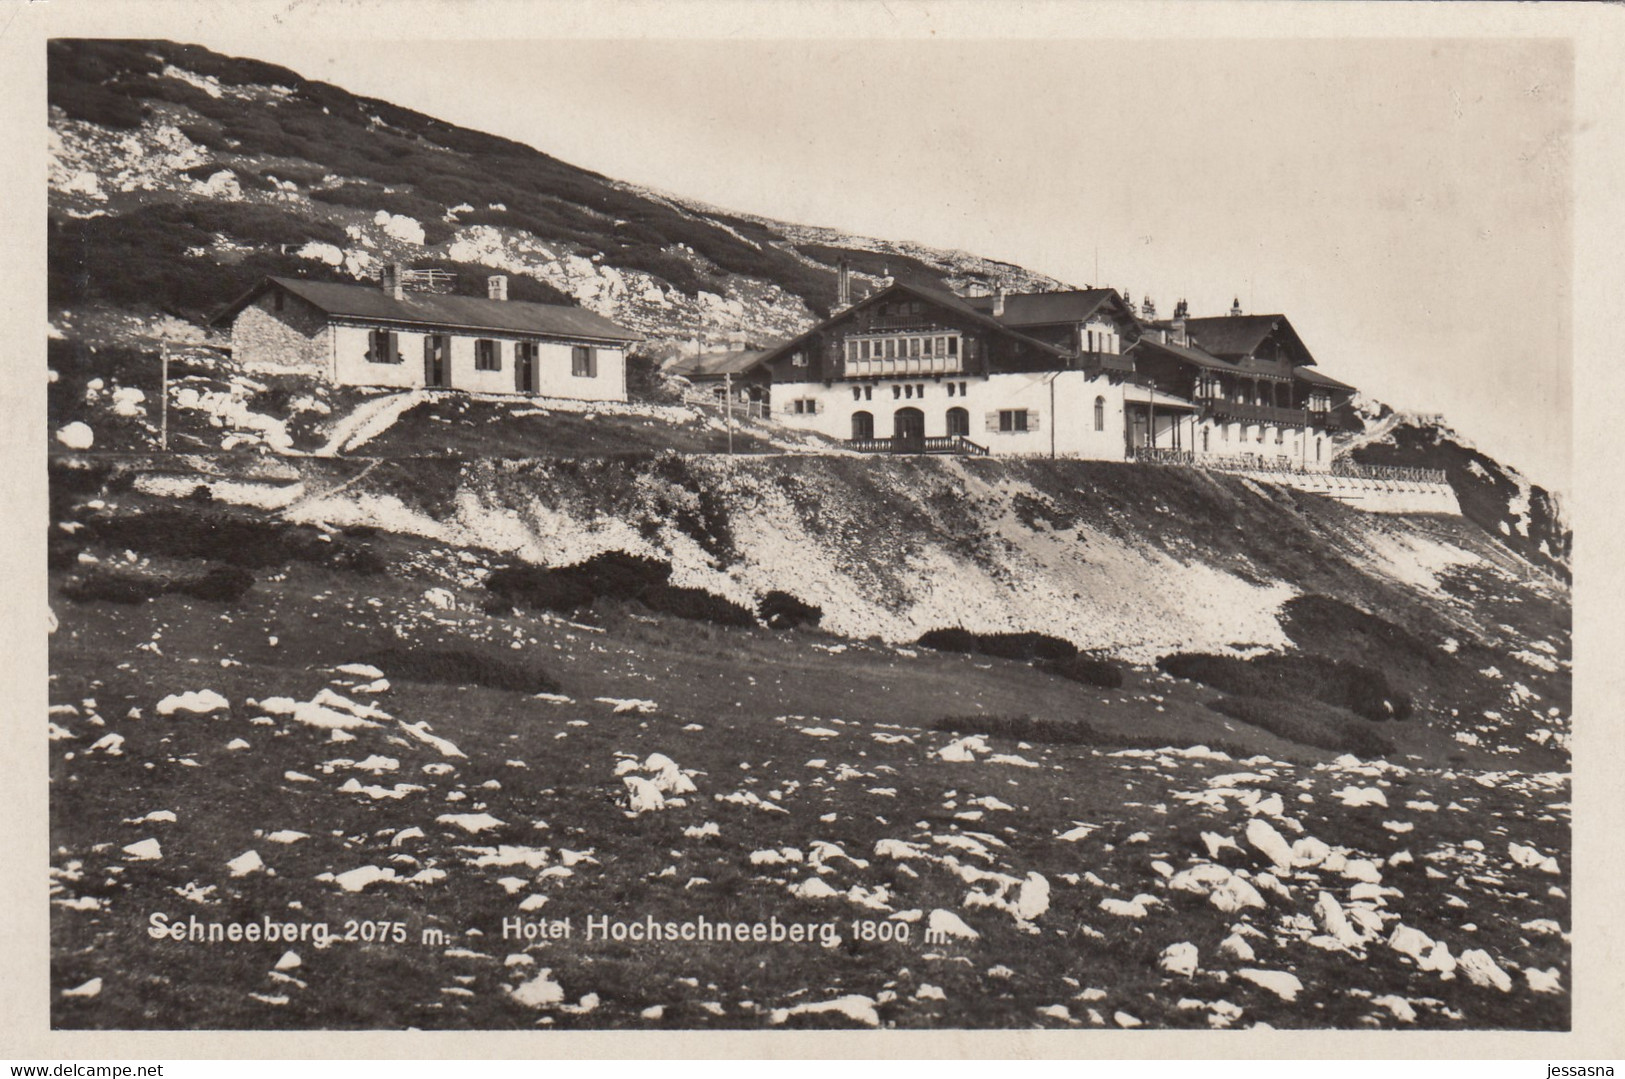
[127,16,1577,494]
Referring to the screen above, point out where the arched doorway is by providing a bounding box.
[894,407,925,452]
[851,410,874,440]
[946,407,969,438]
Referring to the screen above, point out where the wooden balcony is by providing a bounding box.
[1203,399,1308,426]
[846,435,990,456]
[842,355,964,379]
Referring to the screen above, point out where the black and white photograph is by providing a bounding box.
[7,0,1622,1059]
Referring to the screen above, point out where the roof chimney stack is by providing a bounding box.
[836,259,851,310]
[487,274,508,301]
[1230,296,1243,317]
[381,262,404,301]
[993,285,1006,319]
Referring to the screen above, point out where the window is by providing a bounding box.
[946,383,955,398]
[1094,395,1105,432]
[475,339,501,371]
[884,339,896,359]
[792,398,819,415]
[999,409,1029,433]
[861,340,871,360]
[904,385,914,399]
[1202,427,1210,452]
[959,382,967,395]
[923,337,934,357]
[864,385,873,401]
[946,407,969,437]
[1276,427,1284,444]
[572,345,597,378]
[948,337,959,356]
[910,337,922,357]
[1317,438,1323,462]
[368,329,400,364]
[851,411,874,440]
[893,385,901,399]
[853,387,863,401]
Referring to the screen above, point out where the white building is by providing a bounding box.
[213,266,640,401]
[755,281,1358,467]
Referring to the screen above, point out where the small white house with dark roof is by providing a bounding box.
[212,265,641,402]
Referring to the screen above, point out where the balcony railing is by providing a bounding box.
[1082,350,1136,374]
[1203,399,1309,426]
[1129,447,1447,485]
[847,435,990,456]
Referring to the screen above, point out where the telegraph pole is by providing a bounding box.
[160,346,169,451]
[724,370,734,455]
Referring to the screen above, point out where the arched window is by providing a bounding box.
[1201,427,1209,452]
[851,411,874,440]
[946,407,969,437]
[1094,396,1106,432]
[1316,438,1323,462]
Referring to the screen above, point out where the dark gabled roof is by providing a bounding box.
[667,348,775,379]
[211,276,640,343]
[754,279,1073,368]
[1128,335,1238,373]
[1293,366,1356,392]
[1181,314,1311,364]
[964,288,1121,328]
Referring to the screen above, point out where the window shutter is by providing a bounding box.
[1026,411,1040,432]
[388,331,400,363]
[985,411,1001,433]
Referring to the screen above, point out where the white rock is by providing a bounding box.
[1313,892,1362,949]
[1245,818,1294,871]
[622,775,665,814]
[1014,872,1050,921]
[156,690,230,716]
[1419,941,1458,977]
[1210,876,1267,913]
[1218,933,1256,962]
[122,838,162,861]
[1458,948,1513,992]
[1201,831,1242,860]
[226,850,264,877]
[1236,968,1303,1001]
[927,908,980,940]
[1113,1010,1142,1028]
[274,951,301,971]
[55,422,94,450]
[1372,995,1416,1022]
[1525,967,1563,994]
[790,877,840,900]
[1508,842,1561,875]
[509,968,565,1008]
[1333,785,1388,808]
[422,587,456,610]
[61,977,103,998]
[770,994,879,1027]
[1158,941,1199,977]
[1387,923,1434,960]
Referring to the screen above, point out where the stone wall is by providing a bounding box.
[230,290,331,373]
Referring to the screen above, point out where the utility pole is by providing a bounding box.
[724,370,734,455]
[160,346,169,451]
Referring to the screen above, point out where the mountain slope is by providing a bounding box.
[47,38,1063,357]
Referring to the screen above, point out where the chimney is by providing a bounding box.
[1230,296,1243,317]
[993,285,1006,319]
[1171,298,1187,344]
[836,259,851,309]
[487,274,508,301]
[381,262,404,301]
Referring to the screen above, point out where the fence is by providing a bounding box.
[1128,446,1447,485]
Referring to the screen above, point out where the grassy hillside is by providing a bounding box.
[47,453,1571,1030]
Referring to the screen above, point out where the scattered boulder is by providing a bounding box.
[1158,942,1199,977]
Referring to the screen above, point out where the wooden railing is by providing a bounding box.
[846,435,989,456]
[1129,447,1447,485]
[1203,400,1309,426]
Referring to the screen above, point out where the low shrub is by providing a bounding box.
[487,551,675,614]
[916,628,1078,662]
[485,565,595,612]
[1043,654,1125,689]
[84,507,374,572]
[916,628,980,655]
[362,647,561,695]
[61,569,167,605]
[758,591,822,631]
[639,584,756,628]
[1157,652,1411,721]
[172,565,256,602]
[931,713,1116,746]
[1207,696,1396,758]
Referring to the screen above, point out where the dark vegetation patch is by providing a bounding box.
[487,551,753,628]
[1206,696,1397,758]
[757,591,822,631]
[61,564,255,605]
[917,628,1078,662]
[793,243,951,290]
[361,647,561,695]
[638,585,755,628]
[930,714,1248,758]
[83,506,384,573]
[1157,652,1411,721]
